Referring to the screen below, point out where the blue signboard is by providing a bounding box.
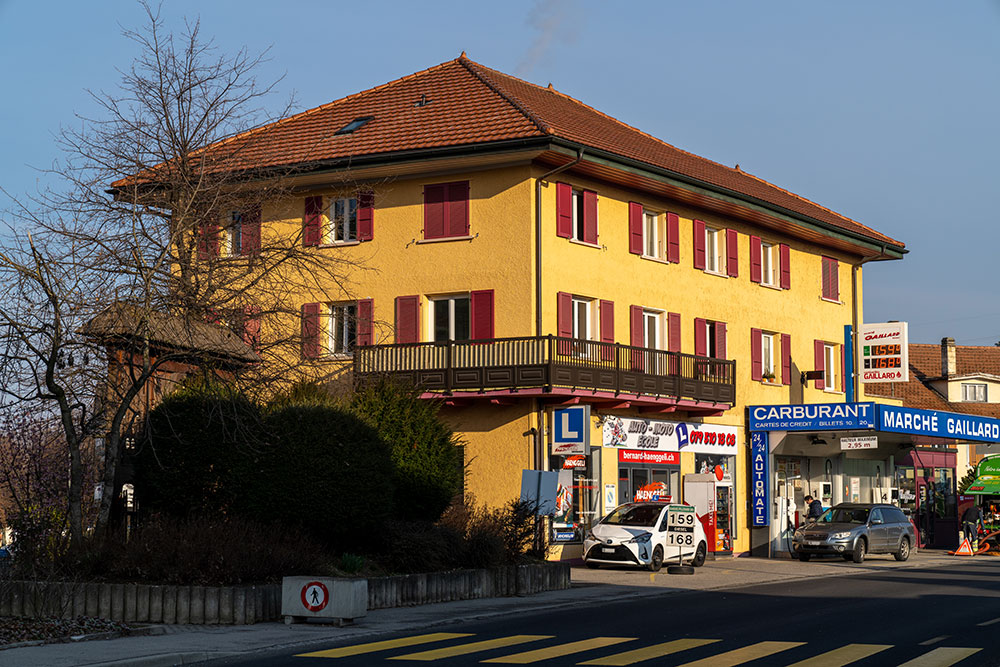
[552,405,590,454]
[877,405,1000,443]
[750,431,769,527]
[748,402,876,431]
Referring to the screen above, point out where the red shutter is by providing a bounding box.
[781,333,792,385]
[447,181,470,237]
[726,229,738,277]
[715,321,727,359]
[357,298,374,347]
[357,191,374,241]
[666,213,680,263]
[241,205,261,255]
[628,202,643,255]
[751,328,763,381]
[693,219,706,270]
[667,313,681,352]
[830,258,840,301]
[301,303,320,359]
[630,305,644,371]
[423,184,445,239]
[600,299,614,361]
[556,182,572,238]
[840,344,846,392]
[694,318,707,356]
[582,190,598,244]
[303,196,322,247]
[197,221,219,260]
[470,289,494,340]
[557,291,573,355]
[814,339,826,390]
[242,306,261,350]
[395,296,420,344]
[779,243,791,289]
[750,235,762,284]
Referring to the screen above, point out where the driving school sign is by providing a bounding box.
[603,416,739,455]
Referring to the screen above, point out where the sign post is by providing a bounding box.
[665,504,697,575]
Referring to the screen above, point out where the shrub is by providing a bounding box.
[237,404,394,544]
[378,521,466,573]
[350,379,463,523]
[136,377,261,518]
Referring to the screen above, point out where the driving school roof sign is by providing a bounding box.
[748,403,876,431]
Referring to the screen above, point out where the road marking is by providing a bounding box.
[897,647,982,667]
[578,638,720,665]
[976,617,1000,626]
[920,636,950,646]
[388,635,552,661]
[295,632,473,658]
[786,643,892,666]
[483,637,636,664]
[672,641,805,667]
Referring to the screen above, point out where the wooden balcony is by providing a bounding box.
[353,336,736,412]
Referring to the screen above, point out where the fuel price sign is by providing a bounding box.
[859,322,909,383]
[665,505,696,548]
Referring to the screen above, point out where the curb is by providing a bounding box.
[0,624,166,653]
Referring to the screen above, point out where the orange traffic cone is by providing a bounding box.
[951,538,975,556]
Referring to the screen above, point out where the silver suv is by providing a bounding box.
[792,503,916,563]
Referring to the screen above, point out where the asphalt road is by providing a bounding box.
[217,559,1000,666]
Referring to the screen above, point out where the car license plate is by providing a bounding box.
[601,547,614,553]
[806,540,822,546]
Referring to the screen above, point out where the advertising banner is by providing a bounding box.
[859,322,909,383]
[750,432,769,527]
[602,416,739,455]
[748,403,876,431]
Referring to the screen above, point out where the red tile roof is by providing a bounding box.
[866,343,1000,416]
[140,55,903,249]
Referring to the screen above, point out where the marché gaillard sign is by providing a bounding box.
[748,403,876,431]
[878,405,1000,443]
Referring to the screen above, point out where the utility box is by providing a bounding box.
[281,577,367,625]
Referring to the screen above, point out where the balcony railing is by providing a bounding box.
[354,335,736,405]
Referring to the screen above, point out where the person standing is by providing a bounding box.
[804,494,824,522]
[962,504,985,552]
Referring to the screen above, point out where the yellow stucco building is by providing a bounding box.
[200,56,906,559]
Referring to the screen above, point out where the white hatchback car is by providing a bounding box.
[583,502,708,571]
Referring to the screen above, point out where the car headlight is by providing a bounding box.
[831,532,852,539]
[627,531,652,544]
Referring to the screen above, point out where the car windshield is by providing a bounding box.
[819,507,869,524]
[602,505,662,527]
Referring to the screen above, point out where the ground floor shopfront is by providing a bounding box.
[748,402,1000,557]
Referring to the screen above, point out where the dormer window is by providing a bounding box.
[335,116,373,135]
[962,383,987,402]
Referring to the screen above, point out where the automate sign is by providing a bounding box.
[748,403,876,431]
[878,405,1000,443]
[859,322,909,383]
[750,432,769,527]
[603,416,739,455]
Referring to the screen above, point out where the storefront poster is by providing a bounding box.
[604,484,617,512]
[603,416,739,455]
[552,469,575,529]
[695,453,733,483]
[750,432,769,527]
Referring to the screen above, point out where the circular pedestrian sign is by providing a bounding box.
[300,581,329,612]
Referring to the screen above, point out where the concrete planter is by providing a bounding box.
[0,562,569,624]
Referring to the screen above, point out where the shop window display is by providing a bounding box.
[550,452,600,543]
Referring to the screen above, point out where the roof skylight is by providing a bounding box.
[335,116,374,135]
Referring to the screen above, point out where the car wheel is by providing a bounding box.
[894,537,910,562]
[798,552,811,562]
[692,542,707,567]
[648,545,664,572]
[852,537,867,563]
[585,560,600,569]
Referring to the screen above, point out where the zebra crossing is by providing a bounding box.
[296,632,983,666]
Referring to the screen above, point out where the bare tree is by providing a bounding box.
[0,3,366,546]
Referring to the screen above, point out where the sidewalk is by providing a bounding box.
[0,550,970,667]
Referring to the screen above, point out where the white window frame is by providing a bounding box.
[326,196,358,244]
[761,242,776,286]
[824,343,838,391]
[430,294,471,342]
[963,383,987,402]
[705,226,723,274]
[570,296,598,357]
[642,309,662,349]
[761,332,775,380]
[643,210,662,259]
[222,210,242,257]
[327,302,357,356]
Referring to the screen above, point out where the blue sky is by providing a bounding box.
[1,1,998,345]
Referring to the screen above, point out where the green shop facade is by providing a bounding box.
[748,402,1000,556]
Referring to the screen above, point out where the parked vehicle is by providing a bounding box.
[792,503,916,563]
[583,502,708,572]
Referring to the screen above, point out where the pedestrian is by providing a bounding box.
[804,494,823,522]
[961,504,985,552]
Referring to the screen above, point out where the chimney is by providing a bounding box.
[941,337,956,377]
